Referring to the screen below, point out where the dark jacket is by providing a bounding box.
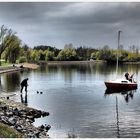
[125,72,129,80]
[21,78,28,86]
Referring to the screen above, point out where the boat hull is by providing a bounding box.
[105,82,137,90]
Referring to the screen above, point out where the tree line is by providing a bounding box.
[1,25,140,64]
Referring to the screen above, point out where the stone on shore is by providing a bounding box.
[0,98,50,138]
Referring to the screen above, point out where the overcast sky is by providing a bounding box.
[0,2,140,49]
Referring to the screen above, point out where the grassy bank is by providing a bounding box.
[0,123,24,138]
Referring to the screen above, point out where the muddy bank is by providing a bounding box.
[16,63,39,69]
[0,98,50,138]
[0,63,39,75]
[0,66,23,74]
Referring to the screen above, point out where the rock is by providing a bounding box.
[20,114,27,118]
[22,129,27,133]
[35,132,40,138]
[0,100,50,138]
[45,125,51,131]
[40,125,45,129]
[0,112,4,116]
[13,108,19,116]
[5,111,13,117]
[38,125,45,131]
[42,111,49,117]
[26,118,34,123]
[8,117,16,125]
[26,115,35,120]
[1,116,8,124]
[34,111,42,118]
[15,124,23,131]
[1,105,8,110]
[18,111,27,117]
[27,110,36,116]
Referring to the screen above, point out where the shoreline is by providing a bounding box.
[0,66,23,74]
[39,60,105,65]
[38,60,140,65]
[0,63,50,138]
[0,63,39,75]
[0,98,50,138]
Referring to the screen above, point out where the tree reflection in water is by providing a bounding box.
[1,72,21,92]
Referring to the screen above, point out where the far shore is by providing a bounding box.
[38,60,140,65]
[39,60,105,65]
[0,60,140,75]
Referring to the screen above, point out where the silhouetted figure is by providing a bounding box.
[129,73,134,82]
[124,72,134,83]
[20,78,29,93]
[125,72,129,80]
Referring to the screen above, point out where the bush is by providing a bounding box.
[18,56,27,63]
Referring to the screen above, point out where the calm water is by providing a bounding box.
[1,63,140,138]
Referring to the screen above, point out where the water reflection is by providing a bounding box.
[116,96,120,138]
[1,63,140,138]
[105,89,136,103]
[20,92,28,106]
[38,63,140,80]
[1,72,21,92]
[104,89,137,138]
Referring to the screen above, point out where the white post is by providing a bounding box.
[116,31,122,77]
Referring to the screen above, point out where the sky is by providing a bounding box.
[0,2,140,49]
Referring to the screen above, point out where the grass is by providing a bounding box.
[0,123,24,138]
[0,60,11,67]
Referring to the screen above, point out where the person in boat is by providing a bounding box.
[129,73,135,82]
[20,78,29,93]
[125,72,129,80]
[124,72,134,82]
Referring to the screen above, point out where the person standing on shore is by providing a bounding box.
[20,78,29,93]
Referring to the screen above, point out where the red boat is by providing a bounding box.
[104,31,138,91]
[105,79,137,90]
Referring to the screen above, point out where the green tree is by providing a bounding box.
[76,46,98,60]
[0,25,16,65]
[45,50,54,61]
[30,50,39,62]
[3,34,21,63]
[38,50,46,60]
[57,48,77,61]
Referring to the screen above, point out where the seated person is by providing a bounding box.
[124,72,134,83]
[125,72,129,80]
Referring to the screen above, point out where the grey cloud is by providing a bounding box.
[0,2,139,49]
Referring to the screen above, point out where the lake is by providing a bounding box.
[1,62,140,138]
